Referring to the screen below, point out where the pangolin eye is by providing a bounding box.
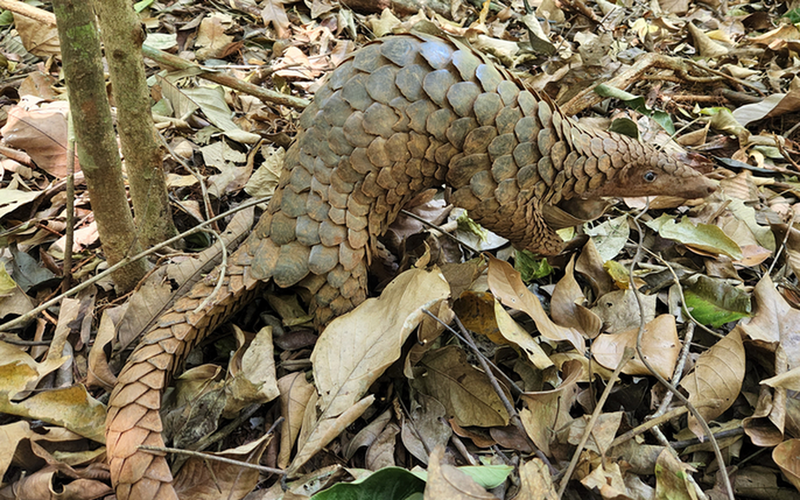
[644,171,657,182]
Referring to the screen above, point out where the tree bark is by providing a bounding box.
[52,0,147,291]
[93,0,176,247]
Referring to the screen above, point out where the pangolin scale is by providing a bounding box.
[105,32,716,499]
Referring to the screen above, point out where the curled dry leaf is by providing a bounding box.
[742,385,784,447]
[225,325,279,417]
[487,255,585,352]
[592,314,681,379]
[680,328,745,439]
[574,238,615,298]
[344,408,391,461]
[493,299,553,370]
[289,267,450,475]
[580,462,628,499]
[550,256,602,339]
[277,372,315,469]
[740,274,800,369]
[773,439,800,492]
[9,466,112,499]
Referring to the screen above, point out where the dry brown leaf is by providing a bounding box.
[574,239,614,299]
[8,465,112,499]
[1,98,75,178]
[592,314,681,379]
[405,298,454,377]
[225,325,279,417]
[289,267,450,475]
[749,24,800,46]
[687,22,730,58]
[654,448,697,498]
[566,412,622,456]
[261,0,291,38]
[742,385,784,447]
[580,462,628,499]
[172,433,272,500]
[740,274,800,369]
[195,13,236,61]
[424,445,498,499]
[366,422,400,470]
[165,364,226,449]
[516,458,558,500]
[85,307,120,391]
[400,392,452,465]
[0,264,34,322]
[550,257,601,338]
[245,145,284,199]
[763,366,800,391]
[590,289,656,334]
[773,439,800,492]
[277,372,315,469]
[13,13,60,58]
[680,328,745,439]
[519,359,582,455]
[451,420,496,448]
[452,291,501,343]
[344,408,391,461]
[51,222,99,255]
[0,383,106,443]
[412,345,510,427]
[0,421,96,482]
[494,300,553,370]
[487,255,585,352]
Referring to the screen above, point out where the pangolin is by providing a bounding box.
[105,32,717,499]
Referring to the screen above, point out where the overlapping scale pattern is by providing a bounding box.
[107,32,716,500]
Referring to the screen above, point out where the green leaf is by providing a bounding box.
[608,118,640,139]
[645,215,742,260]
[457,212,488,241]
[411,464,514,488]
[133,0,156,12]
[458,465,514,488]
[0,264,16,295]
[311,467,425,500]
[515,250,554,281]
[594,84,675,135]
[783,8,800,23]
[683,275,751,327]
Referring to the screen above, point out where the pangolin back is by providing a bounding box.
[105,32,716,499]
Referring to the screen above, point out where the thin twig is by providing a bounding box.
[62,122,75,294]
[189,408,276,452]
[138,445,284,476]
[610,405,689,448]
